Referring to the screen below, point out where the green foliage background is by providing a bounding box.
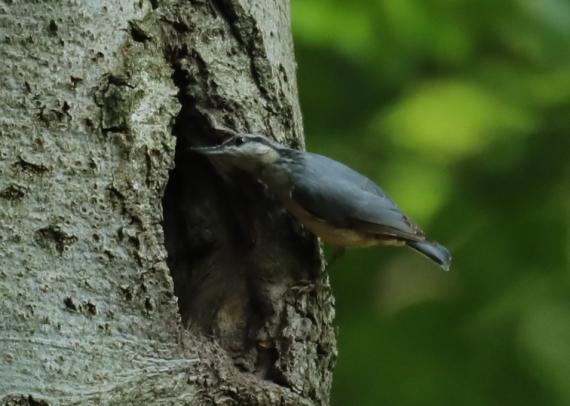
[292,1,570,405]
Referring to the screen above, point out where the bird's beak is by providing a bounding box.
[188,144,228,155]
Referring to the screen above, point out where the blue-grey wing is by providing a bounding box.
[290,153,424,241]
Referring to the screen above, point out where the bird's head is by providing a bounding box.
[190,134,285,174]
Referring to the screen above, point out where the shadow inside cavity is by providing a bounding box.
[162,77,321,377]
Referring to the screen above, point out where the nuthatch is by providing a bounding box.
[191,134,451,271]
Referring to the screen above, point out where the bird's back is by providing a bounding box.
[288,152,424,241]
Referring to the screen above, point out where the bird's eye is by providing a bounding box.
[234,137,245,146]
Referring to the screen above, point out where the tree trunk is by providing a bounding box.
[0,1,336,404]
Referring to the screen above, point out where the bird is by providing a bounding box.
[190,133,451,271]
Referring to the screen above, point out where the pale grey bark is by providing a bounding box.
[0,0,336,405]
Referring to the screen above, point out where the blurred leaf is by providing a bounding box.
[518,302,570,405]
[380,0,473,64]
[293,0,374,61]
[525,68,570,106]
[377,80,535,161]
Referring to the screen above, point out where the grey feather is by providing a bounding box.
[407,240,452,271]
[289,152,424,241]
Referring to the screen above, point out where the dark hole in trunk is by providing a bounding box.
[162,59,323,381]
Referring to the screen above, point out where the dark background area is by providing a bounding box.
[291,1,570,405]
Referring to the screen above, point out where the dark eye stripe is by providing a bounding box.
[220,134,276,147]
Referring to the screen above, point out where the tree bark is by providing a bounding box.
[0,1,336,405]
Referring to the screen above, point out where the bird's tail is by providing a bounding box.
[407,240,452,271]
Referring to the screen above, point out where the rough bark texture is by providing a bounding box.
[0,0,336,405]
